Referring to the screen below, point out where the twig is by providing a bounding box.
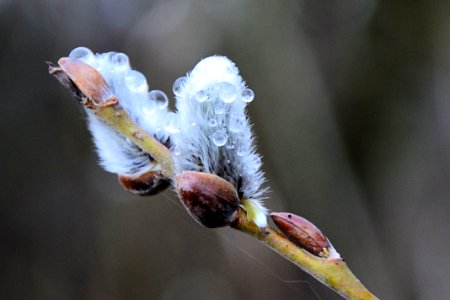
[95,105,175,178]
[48,59,379,300]
[232,208,379,300]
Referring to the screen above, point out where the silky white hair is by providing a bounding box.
[172,56,268,227]
[67,48,268,226]
[68,47,172,176]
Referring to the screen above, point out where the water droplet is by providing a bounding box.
[174,148,181,156]
[125,70,148,93]
[208,118,218,127]
[191,122,197,127]
[217,82,237,103]
[112,53,129,71]
[225,139,235,150]
[69,47,94,63]
[226,159,231,164]
[148,90,168,110]
[173,77,187,95]
[241,88,255,103]
[237,146,246,156]
[212,129,228,146]
[195,90,208,102]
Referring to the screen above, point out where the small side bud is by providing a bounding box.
[270,212,330,257]
[176,171,240,228]
[118,170,170,196]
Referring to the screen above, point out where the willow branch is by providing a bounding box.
[231,208,378,300]
[95,105,175,178]
[48,59,378,300]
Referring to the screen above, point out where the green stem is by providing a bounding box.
[231,208,379,300]
[95,105,175,179]
[49,59,378,300]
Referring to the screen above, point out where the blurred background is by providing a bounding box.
[1,0,449,299]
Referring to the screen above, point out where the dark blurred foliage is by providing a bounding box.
[1,0,449,299]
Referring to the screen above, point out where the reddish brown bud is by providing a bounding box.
[270,212,330,257]
[176,171,240,228]
[57,57,116,105]
[118,170,170,196]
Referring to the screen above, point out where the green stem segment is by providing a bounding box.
[100,100,378,300]
[96,105,175,179]
[231,208,379,300]
[49,59,378,300]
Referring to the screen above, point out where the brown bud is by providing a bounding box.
[176,171,240,228]
[57,57,114,104]
[270,212,330,257]
[118,170,170,196]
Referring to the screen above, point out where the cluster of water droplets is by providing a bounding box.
[171,55,267,217]
[178,77,261,185]
[173,76,255,150]
[68,47,175,140]
[69,49,262,181]
[70,49,267,224]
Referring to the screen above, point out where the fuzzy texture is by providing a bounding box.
[68,47,173,176]
[86,111,158,175]
[172,56,268,227]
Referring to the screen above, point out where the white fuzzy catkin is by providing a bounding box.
[172,56,268,227]
[68,47,172,176]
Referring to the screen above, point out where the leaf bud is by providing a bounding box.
[270,212,330,257]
